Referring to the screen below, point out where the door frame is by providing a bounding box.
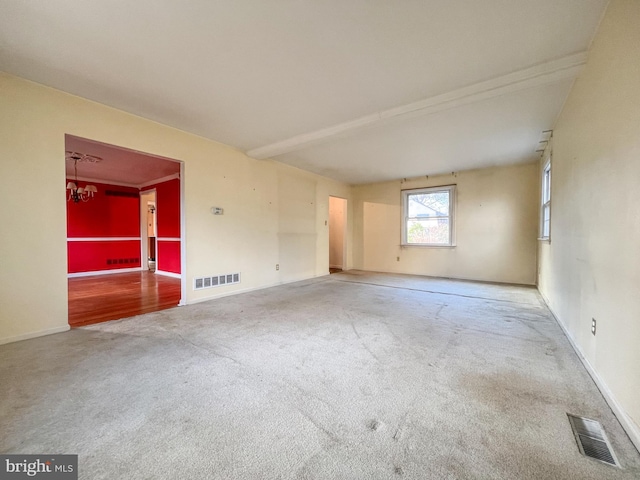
[328,195,348,270]
[139,189,157,272]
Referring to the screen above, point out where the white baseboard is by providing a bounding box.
[68,267,142,278]
[540,292,640,452]
[0,325,70,346]
[155,270,181,279]
[188,273,330,305]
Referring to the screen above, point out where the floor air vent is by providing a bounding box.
[567,414,620,467]
[194,273,241,290]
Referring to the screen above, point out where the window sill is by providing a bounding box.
[537,237,551,243]
[401,244,456,249]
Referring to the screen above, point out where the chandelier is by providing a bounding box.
[66,151,102,202]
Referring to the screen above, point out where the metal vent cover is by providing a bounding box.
[193,273,241,290]
[567,414,620,467]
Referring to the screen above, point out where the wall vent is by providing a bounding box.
[106,258,139,265]
[567,414,620,467]
[105,190,139,198]
[193,272,241,290]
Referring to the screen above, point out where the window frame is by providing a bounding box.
[401,185,456,247]
[540,158,551,241]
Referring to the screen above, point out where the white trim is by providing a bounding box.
[329,195,349,274]
[157,237,181,242]
[68,267,142,278]
[540,293,640,452]
[138,173,180,189]
[400,244,456,249]
[358,269,534,286]
[248,52,587,159]
[0,325,70,345]
[156,270,181,279]
[540,156,552,240]
[67,175,139,188]
[179,161,187,306]
[401,185,456,247]
[139,189,157,271]
[67,237,141,242]
[188,273,329,305]
[68,173,179,190]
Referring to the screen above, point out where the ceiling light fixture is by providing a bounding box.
[66,151,102,203]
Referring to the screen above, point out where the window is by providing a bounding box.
[402,185,456,246]
[540,159,551,239]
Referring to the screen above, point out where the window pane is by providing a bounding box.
[408,191,450,218]
[543,169,551,203]
[542,205,550,237]
[407,218,450,244]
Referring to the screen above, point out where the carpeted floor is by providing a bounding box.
[1,271,638,479]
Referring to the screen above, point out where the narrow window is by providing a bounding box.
[402,185,456,246]
[540,159,551,239]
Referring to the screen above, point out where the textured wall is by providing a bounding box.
[537,0,640,448]
[0,72,351,344]
[352,162,538,285]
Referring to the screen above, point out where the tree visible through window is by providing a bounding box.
[402,185,456,246]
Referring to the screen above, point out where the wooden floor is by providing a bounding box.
[68,271,181,327]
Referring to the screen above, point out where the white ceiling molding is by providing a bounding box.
[69,173,180,189]
[67,175,140,189]
[138,173,181,189]
[247,52,587,160]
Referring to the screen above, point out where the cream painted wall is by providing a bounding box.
[537,0,640,447]
[0,72,351,344]
[329,196,346,268]
[352,163,538,284]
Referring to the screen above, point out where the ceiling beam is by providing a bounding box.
[247,52,587,160]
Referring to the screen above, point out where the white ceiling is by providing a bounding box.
[65,135,180,187]
[1,1,608,184]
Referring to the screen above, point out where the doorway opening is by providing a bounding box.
[140,190,157,272]
[329,196,347,274]
[65,134,184,327]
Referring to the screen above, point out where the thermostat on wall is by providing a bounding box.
[211,207,224,215]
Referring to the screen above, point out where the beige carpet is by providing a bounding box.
[1,271,638,479]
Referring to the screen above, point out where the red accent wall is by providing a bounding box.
[67,180,141,273]
[145,178,181,274]
[68,241,141,273]
[157,241,181,274]
[154,178,181,238]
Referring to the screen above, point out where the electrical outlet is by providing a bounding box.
[591,318,596,336]
[276,264,279,271]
